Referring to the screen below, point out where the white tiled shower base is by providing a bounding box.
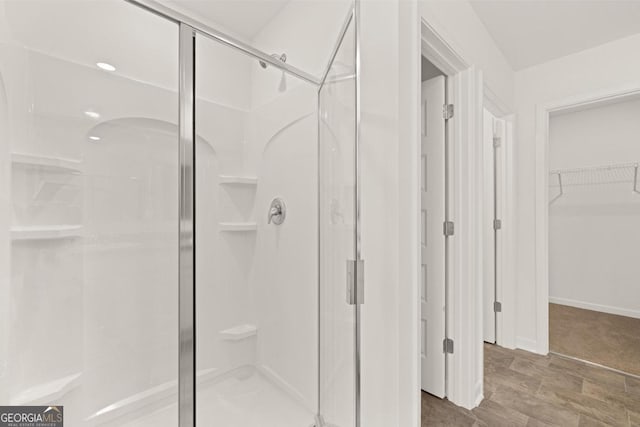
[122,366,314,427]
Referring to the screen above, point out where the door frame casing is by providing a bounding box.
[415,18,485,410]
[496,113,516,350]
[481,105,517,350]
[534,82,640,355]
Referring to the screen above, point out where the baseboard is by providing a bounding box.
[515,336,538,354]
[474,380,484,407]
[549,296,640,319]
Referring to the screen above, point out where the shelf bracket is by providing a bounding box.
[549,172,563,205]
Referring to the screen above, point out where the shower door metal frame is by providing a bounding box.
[354,3,362,426]
[178,23,196,427]
[125,0,320,85]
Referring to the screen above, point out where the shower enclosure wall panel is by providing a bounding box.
[247,84,318,410]
[194,41,254,381]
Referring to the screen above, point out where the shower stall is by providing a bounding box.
[0,0,361,426]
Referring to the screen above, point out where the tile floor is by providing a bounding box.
[422,344,640,426]
[550,303,640,377]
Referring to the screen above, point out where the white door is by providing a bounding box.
[482,109,496,343]
[420,76,446,397]
[483,109,506,343]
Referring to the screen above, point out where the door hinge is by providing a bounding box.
[346,259,364,305]
[443,104,454,120]
[493,136,501,148]
[493,219,502,230]
[443,221,455,237]
[494,301,502,313]
[443,338,454,354]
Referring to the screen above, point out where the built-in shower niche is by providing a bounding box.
[218,174,259,232]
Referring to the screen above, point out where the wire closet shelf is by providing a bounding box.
[549,162,640,204]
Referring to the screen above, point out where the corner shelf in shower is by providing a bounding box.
[219,324,257,341]
[218,175,258,185]
[11,225,83,241]
[219,222,257,232]
[11,152,83,174]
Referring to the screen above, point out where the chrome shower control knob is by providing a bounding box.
[267,198,286,225]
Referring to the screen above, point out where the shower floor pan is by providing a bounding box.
[123,366,313,427]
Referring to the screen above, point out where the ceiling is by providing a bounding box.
[164,0,290,41]
[470,1,640,70]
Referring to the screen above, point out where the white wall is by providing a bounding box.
[549,98,640,319]
[514,33,640,352]
[362,0,514,422]
[360,1,401,423]
[418,0,515,110]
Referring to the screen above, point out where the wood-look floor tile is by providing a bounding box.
[550,303,640,377]
[485,349,516,371]
[549,356,627,392]
[536,384,628,426]
[422,392,484,427]
[577,414,612,427]
[582,378,640,412]
[626,376,640,396]
[526,418,553,427]
[486,365,542,394]
[422,344,636,426]
[510,349,552,367]
[509,357,583,393]
[490,385,580,427]
[472,397,529,426]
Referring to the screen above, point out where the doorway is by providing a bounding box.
[547,95,640,377]
[417,19,486,412]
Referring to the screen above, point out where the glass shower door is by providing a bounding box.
[318,8,360,427]
[0,1,180,425]
[194,31,320,427]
